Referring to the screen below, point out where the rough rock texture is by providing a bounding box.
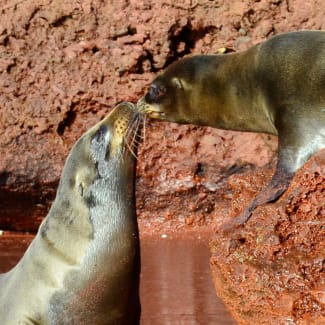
[0,0,324,323]
[211,150,325,325]
[1,0,324,231]
[137,122,277,234]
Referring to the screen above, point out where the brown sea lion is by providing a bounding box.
[0,102,142,324]
[137,30,325,226]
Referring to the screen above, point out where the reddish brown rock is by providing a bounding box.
[210,150,325,324]
[1,0,324,231]
[136,122,277,234]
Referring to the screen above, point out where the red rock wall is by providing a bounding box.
[2,0,324,232]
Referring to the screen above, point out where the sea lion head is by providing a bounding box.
[137,55,219,124]
[56,102,141,209]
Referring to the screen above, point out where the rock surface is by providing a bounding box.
[211,150,325,324]
[0,0,324,323]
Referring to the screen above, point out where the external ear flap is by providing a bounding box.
[172,78,184,91]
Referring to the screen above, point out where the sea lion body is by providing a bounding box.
[138,30,325,224]
[0,103,141,324]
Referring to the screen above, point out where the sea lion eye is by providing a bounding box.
[91,124,110,161]
[148,84,167,100]
[93,125,107,143]
[91,124,109,155]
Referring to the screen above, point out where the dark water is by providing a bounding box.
[0,232,236,324]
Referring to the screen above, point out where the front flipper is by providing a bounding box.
[231,165,294,226]
[225,112,324,230]
[220,163,294,242]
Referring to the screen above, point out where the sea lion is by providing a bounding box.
[137,30,325,226]
[0,102,142,324]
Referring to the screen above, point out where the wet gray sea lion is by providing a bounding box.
[0,102,142,324]
[137,30,325,226]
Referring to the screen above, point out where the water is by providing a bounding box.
[0,232,236,324]
[140,233,236,325]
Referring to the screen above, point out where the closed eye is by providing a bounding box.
[91,124,110,162]
[93,124,108,143]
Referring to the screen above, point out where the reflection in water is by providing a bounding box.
[0,233,236,324]
[0,235,34,273]
[140,233,236,325]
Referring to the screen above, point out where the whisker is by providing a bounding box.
[123,114,143,159]
[133,133,146,140]
[124,129,138,159]
[124,139,138,159]
[142,114,147,147]
[127,138,142,146]
[132,117,142,145]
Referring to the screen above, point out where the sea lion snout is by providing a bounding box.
[101,101,136,136]
[137,96,166,119]
[92,102,141,157]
